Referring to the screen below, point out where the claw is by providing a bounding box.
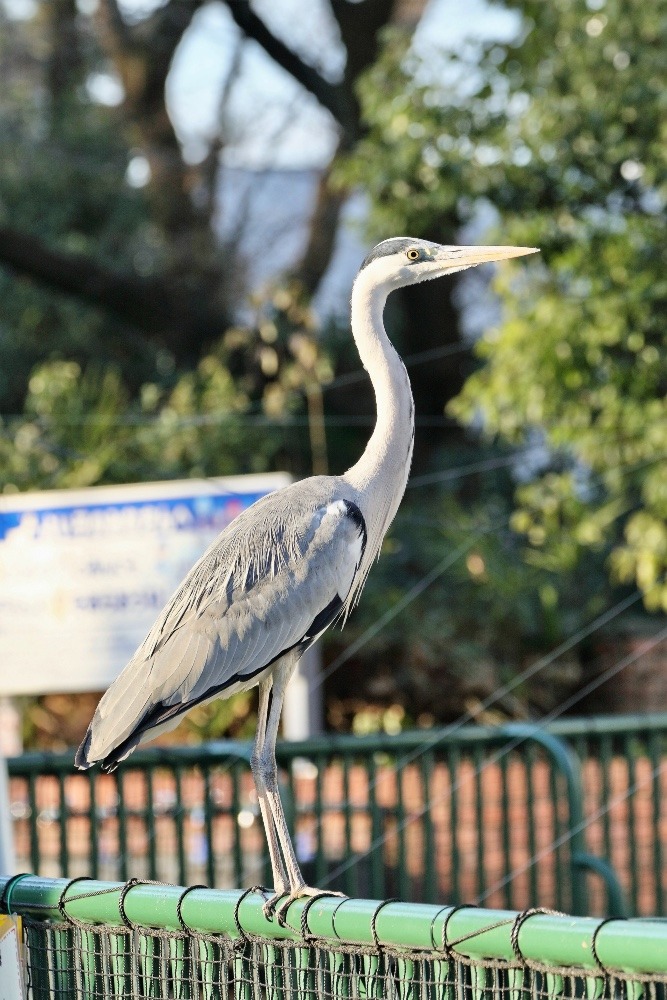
[262,891,288,920]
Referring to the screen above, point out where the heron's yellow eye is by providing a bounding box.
[407,249,420,261]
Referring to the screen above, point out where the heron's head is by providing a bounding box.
[357,237,538,290]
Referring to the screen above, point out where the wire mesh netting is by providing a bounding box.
[19,917,667,1000]
[4,875,667,1000]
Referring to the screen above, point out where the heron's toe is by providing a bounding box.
[262,891,288,920]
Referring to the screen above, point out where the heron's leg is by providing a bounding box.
[259,661,346,923]
[251,679,287,895]
[258,662,307,893]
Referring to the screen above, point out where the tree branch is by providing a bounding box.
[332,0,397,85]
[225,0,359,142]
[290,1,400,294]
[0,226,228,359]
[97,0,211,245]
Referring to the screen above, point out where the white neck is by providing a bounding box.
[343,268,415,589]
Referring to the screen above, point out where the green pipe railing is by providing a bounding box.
[2,875,667,983]
[9,714,665,917]
[548,711,667,737]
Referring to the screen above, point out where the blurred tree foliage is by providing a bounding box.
[325,467,606,731]
[3,0,662,747]
[0,6,159,410]
[0,0,423,746]
[339,0,666,613]
[0,0,405,487]
[0,350,287,491]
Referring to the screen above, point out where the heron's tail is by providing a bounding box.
[75,725,137,773]
[75,693,191,773]
[75,728,93,770]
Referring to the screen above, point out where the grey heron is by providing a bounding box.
[76,238,537,915]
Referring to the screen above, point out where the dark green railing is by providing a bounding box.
[2,875,667,1000]
[8,714,665,917]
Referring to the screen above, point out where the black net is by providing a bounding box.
[20,916,667,1000]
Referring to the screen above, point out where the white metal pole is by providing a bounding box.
[0,752,15,876]
[283,645,323,740]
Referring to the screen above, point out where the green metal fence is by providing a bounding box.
[8,713,666,918]
[548,713,667,918]
[2,875,666,1000]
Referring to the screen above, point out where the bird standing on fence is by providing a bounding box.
[76,238,537,916]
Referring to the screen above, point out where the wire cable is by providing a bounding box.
[326,342,470,391]
[320,609,665,890]
[0,343,469,427]
[408,453,520,488]
[472,622,667,904]
[320,579,641,701]
[310,519,504,693]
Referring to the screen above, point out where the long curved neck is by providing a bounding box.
[343,270,414,578]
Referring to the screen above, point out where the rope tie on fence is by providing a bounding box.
[272,890,345,933]
[430,902,519,959]
[329,894,351,942]
[54,877,177,930]
[590,916,625,978]
[298,891,343,941]
[233,885,270,942]
[58,876,92,925]
[7,877,135,925]
[511,907,565,965]
[439,903,473,957]
[448,917,518,953]
[176,884,207,932]
[118,878,164,928]
[370,898,399,950]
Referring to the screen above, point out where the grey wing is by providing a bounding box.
[76,496,366,771]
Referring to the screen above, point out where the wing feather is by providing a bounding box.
[76,487,366,770]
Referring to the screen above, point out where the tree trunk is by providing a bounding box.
[44,0,83,110]
[97,1,215,262]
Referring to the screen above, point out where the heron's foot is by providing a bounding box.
[262,891,286,920]
[260,877,290,920]
[267,886,347,927]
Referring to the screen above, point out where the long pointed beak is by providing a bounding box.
[446,245,539,266]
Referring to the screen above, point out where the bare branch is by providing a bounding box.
[225,0,358,141]
[290,1,402,294]
[97,0,211,244]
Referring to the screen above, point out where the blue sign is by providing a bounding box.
[0,475,290,695]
